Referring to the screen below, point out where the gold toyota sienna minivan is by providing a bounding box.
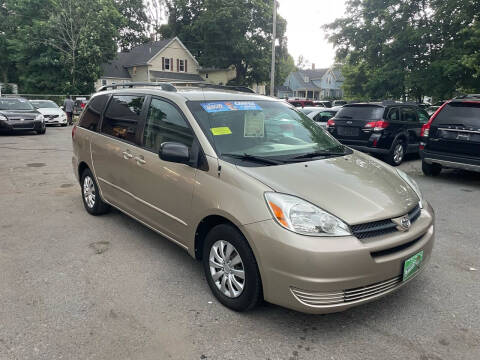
[72,83,434,314]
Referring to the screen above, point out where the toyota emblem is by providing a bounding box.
[400,216,411,231]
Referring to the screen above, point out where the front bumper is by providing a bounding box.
[243,202,435,314]
[421,149,480,173]
[45,117,67,125]
[0,119,45,132]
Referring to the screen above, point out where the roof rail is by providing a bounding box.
[172,82,256,94]
[97,82,177,92]
[455,94,480,99]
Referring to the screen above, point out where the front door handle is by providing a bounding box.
[122,150,133,160]
[134,155,146,165]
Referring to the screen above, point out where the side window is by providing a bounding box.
[387,108,400,121]
[402,107,418,122]
[418,110,430,124]
[101,95,145,143]
[78,95,109,131]
[143,98,194,153]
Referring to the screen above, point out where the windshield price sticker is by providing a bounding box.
[201,101,262,113]
[244,111,265,137]
[210,127,232,136]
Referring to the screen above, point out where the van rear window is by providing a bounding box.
[434,102,480,127]
[336,106,384,119]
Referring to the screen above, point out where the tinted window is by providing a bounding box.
[387,108,400,121]
[143,98,194,153]
[314,111,336,122]
[434,102,480,127]
[79,95,109,131]
[336,105,384,119]
[402,107,418,122]
[101,95,145,142]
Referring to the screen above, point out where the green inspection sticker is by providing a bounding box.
[403,250,424,281]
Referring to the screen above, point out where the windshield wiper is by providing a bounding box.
[292,150,347,160]
[221,153,284,165]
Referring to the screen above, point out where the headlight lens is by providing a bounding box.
[35,114,44,122]
[265,192,351,237]
[396,169,423,208]
[0,114,7,121]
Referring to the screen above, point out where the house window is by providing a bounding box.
[304,76,309,83]
[179,60,185,72]
[164,58,170,71]
[101,79,107,86]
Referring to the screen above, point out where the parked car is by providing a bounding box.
[72,83,434,314]
[73,98,88,116]
[287,99,315,108]
[333,100,347,106]
[326,102,430,165]
[298,106,323,115]
[420,95,480,176]
[307,106,342,128]
[313,100,332,108]
[0,97,46,134]
[30,100,68,126]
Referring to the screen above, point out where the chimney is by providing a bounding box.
[312,63,316,70]
[150,33,156,42]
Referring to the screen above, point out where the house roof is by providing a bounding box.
[101,37,200,79]
[291,69,328,90]
[150,71,204,82]
[277,85,292,92]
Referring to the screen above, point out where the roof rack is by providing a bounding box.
[97,82,177,92]
[172,82,256,94]
[97,81,256,94]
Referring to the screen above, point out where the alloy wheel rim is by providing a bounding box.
[394,144,404,163]
[83,176,96,208]
[209,240,245,298]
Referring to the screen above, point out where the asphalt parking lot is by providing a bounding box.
[1,127,479,360]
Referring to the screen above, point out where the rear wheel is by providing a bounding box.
[202,224,262,312]
[81,168,110,215]
[37,127,46,135]
[386,139,405,166]
[422,160,442,176]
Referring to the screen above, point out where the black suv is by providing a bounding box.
[326,102,430,165]
[420,95,480,176]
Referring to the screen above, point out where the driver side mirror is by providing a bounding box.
[159,142,190,164]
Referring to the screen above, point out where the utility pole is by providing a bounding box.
[270,0,277,97]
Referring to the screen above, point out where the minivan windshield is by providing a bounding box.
[336,105,384,119]
[0,98,35,111]
[187,100,348,165]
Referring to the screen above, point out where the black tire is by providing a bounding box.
[202,224,262,312]
[37,127,46,135]
[422,160,442,176]
[386,139,406,166]
[80,168,110,215]
[61,124,67,127]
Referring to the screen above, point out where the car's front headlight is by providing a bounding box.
[0,114,7,121]
[35,114,44,122]
[396,169,423,208]
[265,192,351,237]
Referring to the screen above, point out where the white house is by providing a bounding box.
[96,37,237,90]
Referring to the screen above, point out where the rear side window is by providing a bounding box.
[78,95,109,131]
[418,110,430,124]
[101,95,145,143]
[336,106,384,119]
[387,108,400,121]
[434,102,480,127]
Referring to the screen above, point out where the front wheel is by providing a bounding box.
[80,169,110,215]
[202,224,262,312]
[37,127,46,135]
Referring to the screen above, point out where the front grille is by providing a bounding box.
[290,275,403,307]
[47,115,59,119]
[351,204,421,240]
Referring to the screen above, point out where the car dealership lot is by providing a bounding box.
[1,128,479,360]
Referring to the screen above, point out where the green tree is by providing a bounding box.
[160,0,288,86]
[0,0,17,84]
[326,0,480,101]
[8,0,123,94]
[115,0,151,50]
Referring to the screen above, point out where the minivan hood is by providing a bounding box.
[37,108,64,116]
[238,151,419,225]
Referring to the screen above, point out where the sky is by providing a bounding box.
[277,0,347,69]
